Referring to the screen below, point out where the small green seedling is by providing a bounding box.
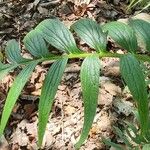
[0,18,150,149]
[128,0,150,11]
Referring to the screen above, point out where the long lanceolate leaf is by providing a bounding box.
[102,138,122,150]
[75,55,100,149]
[129,19,150,51]
[103,21,137,53]
[38,57,68,146]
[0,61,38,136]
[120,54,149,137]
[35,19,81,54]
[71,19,107,52]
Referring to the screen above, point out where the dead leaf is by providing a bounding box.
[102,81,121,96]
[102,58,120,77]
[98,88,113,106]
[24,104,36,118]
[113,98,133,116]
[65,105,76,115]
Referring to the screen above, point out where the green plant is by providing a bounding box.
[102,122,150,150]
[128,0,150,11]
[0,18,150,149]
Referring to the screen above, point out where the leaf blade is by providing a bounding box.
[75,55,100,149]
[0,61,37,136]
[129,19,150,51]
[5,40,25,63]
[23,30,49,57]
[143,144,150,150]
[71,19,107,52]
[102,138,122,150]
[120,54,149,136]
[36,19,81,54]
[0,63,17,80]
[38,57,68,146]
[103,21,137,52]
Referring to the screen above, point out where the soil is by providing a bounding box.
[0,0,149,150]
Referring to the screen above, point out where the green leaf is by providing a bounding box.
[71,19,107,52]
[23,30,49,58]
[120,54,149,136]
[102,138,122,150]
[129,19,150,51]
[113,126,132,147]
[5,39,26,63]
[36,19,81,54]
[125,127,141,144]
[124,121,140,144]
[0,63,17,80]
[75,55,100,149]
[143,144,150,150]
[103,21,137,52]
[0,61,38,136]
[134,147,140,150]
[38,57,68,146]
[0,51,3,61]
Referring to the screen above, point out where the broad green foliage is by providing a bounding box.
[120,54,149,137]
[103,21,138,53]
[129,19,150,51]
[35,19,81,54]
[0,62,38,136]
[23,30,49,58]
[71,19,107,52]
[75,55,100,149]
[6,39,26,63]
[0,18,150,149]
[38,57,68,146]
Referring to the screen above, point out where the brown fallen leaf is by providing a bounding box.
[102,58,120,77]
[98,88,113,106]
[24,103,36,119]
[102,80,121,96]
[65,105,76,115]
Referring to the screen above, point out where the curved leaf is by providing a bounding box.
[36,19,81,54]
[120,54,149,136]
[113,126,132,147]
[102,138,122,150]
[103,21,137,52]
[71,19,107,52]
[75,55,100,149]
[5,39,26,63]
[0,62,17,80]
[143,144,150,150]
[129,19,150,51]
[0,61,38,136]
[38,57,68,146]
[23,30,49,57]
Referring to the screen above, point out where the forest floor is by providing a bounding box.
[0,0,150,150]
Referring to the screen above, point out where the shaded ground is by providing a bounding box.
[0,0,149,149]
